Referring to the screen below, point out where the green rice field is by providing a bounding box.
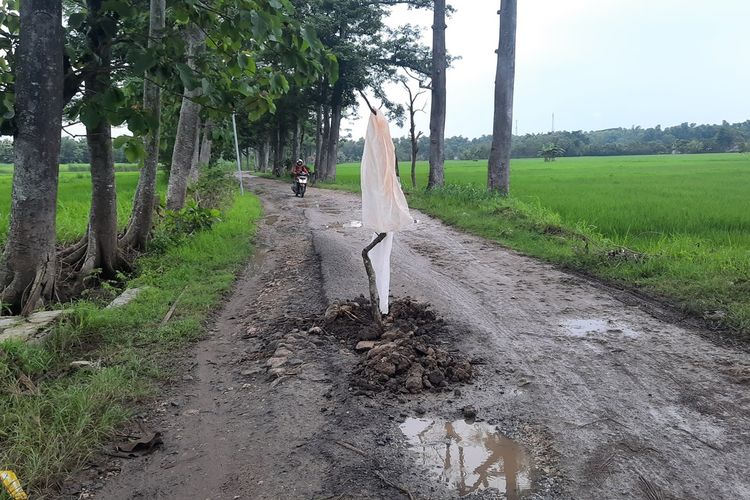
[331,153,750,335]
[0,167,165,244]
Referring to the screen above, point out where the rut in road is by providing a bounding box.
[64,176,749,500]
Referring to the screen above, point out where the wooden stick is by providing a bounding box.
[374,471,415,500]
[358,90,377,115]
[160,287,187,326]
[335,440,368,457]
[362,233,387,329]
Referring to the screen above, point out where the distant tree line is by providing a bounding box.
[334,119,750,163]
[0,137,128,164]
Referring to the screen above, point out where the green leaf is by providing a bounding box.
[99,16,118,38]
[112,135,129,149]
[102,0,135,18]
[132,49,157,74]
[176,63,200,91]
[79,104,102,129]
[124,140,145,163]
[68,12,86,29]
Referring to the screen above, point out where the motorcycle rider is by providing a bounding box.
[291,158,309,178]
[291,159,309,195]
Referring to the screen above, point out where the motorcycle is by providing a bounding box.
[293,173,308,197]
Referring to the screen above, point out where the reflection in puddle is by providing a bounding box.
[343,220,363,228]
[561,319,638,338]
[400,418,531,498]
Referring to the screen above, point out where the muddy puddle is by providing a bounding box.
[561,318,638,338]
[400,417,532,498]
[263,214,280,225]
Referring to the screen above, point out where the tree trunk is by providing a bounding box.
[166,25,204,210]
[318,104,331,180]
[487,0,517,195]
[314,106,322,170]
[83,120,120,278]
[0,0,63,314]
[324,84,343,181]
[121,0,166,250]
[411,134,420,189]
[199,119,212,167]
[427,0,447,189]
[291,117,301,164]
[272,123,287,177]
[74,0,122,279]
[258,140,268,172]
[188,116,202,183]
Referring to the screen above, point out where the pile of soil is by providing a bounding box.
[322,297,474,393]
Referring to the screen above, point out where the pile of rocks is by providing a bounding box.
[322,297,474,393]
[352,328,473,393]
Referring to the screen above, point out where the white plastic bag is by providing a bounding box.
[360,110,412,314]
[361,110,412,233]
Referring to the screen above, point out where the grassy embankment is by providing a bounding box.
[0,169,262,495]
[323,153,750,337]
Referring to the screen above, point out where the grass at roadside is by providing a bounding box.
[0,193,262,496]
[306,154,749,337]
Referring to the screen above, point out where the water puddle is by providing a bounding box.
[263,214,279,225]
[561,319,639,338]
[343,220,363,228]
[400,417,532,498]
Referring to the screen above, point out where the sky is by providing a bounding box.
[342,0,750,140]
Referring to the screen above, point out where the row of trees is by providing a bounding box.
[0,137,130,164]
[0,0,336,313]
[331,119,750,163]
[2,118,745,167]
[235,0,519,195]
[0,0,521,312]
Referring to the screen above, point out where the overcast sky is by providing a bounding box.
[343,0,750,140]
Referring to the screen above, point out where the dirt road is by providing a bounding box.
[68,177,750,499]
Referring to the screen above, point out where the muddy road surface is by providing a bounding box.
[65,177,750,500]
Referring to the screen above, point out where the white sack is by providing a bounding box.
[360,109,413,315]
[368,232,394,314]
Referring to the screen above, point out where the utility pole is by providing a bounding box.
[515,119,518,136]
[552,112,555,133]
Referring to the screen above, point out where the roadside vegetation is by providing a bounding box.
[0,183,261,495]
[319,153,750,337]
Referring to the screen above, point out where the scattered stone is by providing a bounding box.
[266,357,287,369]
[355,340,376,351]
[462,405,477,420]
[308,326,322,335]
[182,374,194,382]
[106,288,146,309]
[70,360,99,370]
[427,369,445,386]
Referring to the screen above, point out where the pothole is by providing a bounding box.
[561,318,639,338]
[400,417,532,498]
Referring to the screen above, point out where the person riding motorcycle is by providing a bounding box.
[291,159,309,178]
[291,159,310,196]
